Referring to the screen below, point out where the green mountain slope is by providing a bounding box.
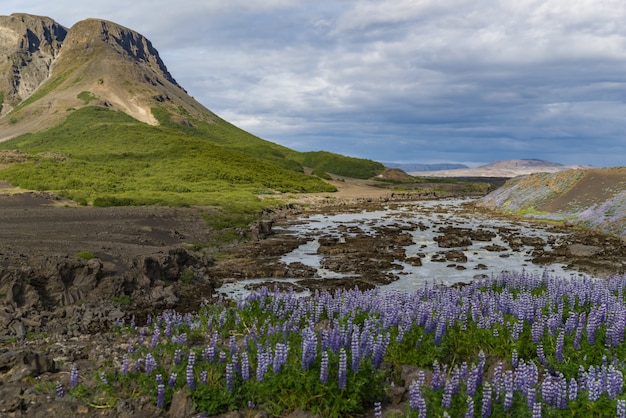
[0,106,340,206]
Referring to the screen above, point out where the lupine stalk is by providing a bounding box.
[338,348,347,390]
[69,366,78,389]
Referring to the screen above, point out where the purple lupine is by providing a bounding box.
[301,327,317,371]
[151,327,160,348]
[241,352,250,381]
[465,396,474,418]
[121,354,129,375]
[481,382,492,418]
[229,335,238,356]
[56,382,64,398]
[465,364,479,397]
[200,370,208,385]
[371,332,390,369]
[99,372,108,386]
[531,317,544,343]
[145,353,157,375]
[526,387,536,411]
[273,343,289,374]
[156,374,163,385]
[219,351,227,364]
[188,351,196,368]
[555,330,565,363]
[351,326,360,372]
[374,401,382,418]
[574,312,586,350]
[537,344,549,368]
[409,381,426,418]
[256,347,270,382]
[174,349,182,365]
[226,363,235,392]
[618,399,626,418]
[186,364,195,391]
[168,372,177,388]
[338,348,347,390]
[441,379,453,409]
[532,402,542,418]
[69,366,78,389]
[320,350,329,384]
[156,383,165,408]
[511,348,519,368]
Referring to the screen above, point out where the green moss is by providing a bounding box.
[77,91,98,104]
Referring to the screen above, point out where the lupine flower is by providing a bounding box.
[465,396,474,418]
[373,401,382,418]
[301,327,317,371]
[69,366,78,389]
[156,383,165,408]
[200,370,208,385]
[186,364,196,391]
[532,402,542,418]
[168,373,177,388]
[618,399,626,418]
[226,363,234,392]
[320,351,329,384]
[99,372,108,386]
[481,382,492,418]
[56,382,64,398]
[338,348,347,390]
[121,354,129,375]
[241,352,250,381]
[555,330,565,362]
[409,381,426,418]
[145,353,157,375]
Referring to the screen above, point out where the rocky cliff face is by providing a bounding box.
[0,13,210,137]
[62,18,180,89]
[0,13,67,113]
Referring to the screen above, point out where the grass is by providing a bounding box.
[0,106,344,208]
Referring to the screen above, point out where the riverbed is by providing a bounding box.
[217,198,597,298]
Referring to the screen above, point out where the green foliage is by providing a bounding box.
[77,91,98,104]
[75,250,95,260]
[112,294,131,305]
[0,106,339,207]
[297,151,384,179]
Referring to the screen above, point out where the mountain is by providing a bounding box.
[479,167,626,238]
[0,13,384,207]
[383,162,469,172]
[0,13,214,137]
[410,159,589,178]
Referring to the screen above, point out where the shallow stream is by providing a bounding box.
[218,198,592,298]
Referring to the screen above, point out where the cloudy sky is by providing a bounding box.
[3,1,626,167]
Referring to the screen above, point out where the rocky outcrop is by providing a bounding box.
[0,13,67,113]
[0,248,218,338]
[62,18,180,88]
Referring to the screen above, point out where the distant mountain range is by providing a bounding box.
[409,159,590,178]
[384,162,469,172]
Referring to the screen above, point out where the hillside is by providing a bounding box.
[411,159,589,178]
[0,13,385,207]
[478,167,626,237]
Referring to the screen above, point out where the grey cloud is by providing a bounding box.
[4,1,626,167]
